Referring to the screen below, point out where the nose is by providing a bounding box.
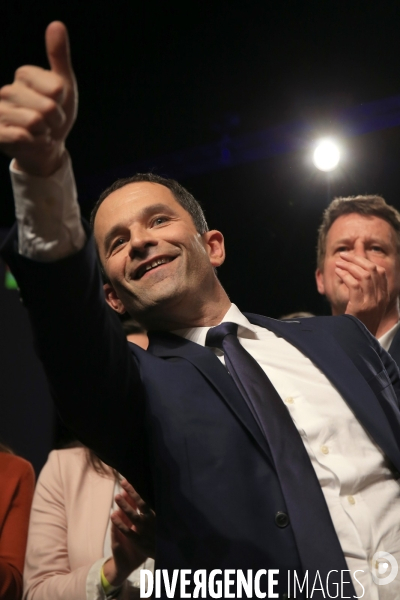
[128,224,157,255]
[353,240,367,258]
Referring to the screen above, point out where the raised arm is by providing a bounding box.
[0,25,151,502]
[0,22,85,262]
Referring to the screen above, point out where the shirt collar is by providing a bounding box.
[173,303,257,347]
[378,320,400,352]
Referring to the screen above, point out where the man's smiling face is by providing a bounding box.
[94,181,225,326]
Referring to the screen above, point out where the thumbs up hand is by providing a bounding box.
[0,22,78,176]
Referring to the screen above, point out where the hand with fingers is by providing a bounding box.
[0,21,77,176]
[102,479,156,588]
[336,252,389,336]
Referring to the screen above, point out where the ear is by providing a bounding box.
[315,267,326,295]
[202,230,226,268]
[103,283,127,314]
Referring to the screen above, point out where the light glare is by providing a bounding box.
[313,140,340,172]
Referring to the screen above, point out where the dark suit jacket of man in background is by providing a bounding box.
[3,227,400,599]
[389,330,400,365]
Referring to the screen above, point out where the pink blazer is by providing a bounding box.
[23,447,151,600]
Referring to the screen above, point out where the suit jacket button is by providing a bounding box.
[275,511,289,528]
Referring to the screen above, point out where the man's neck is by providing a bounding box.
[138,287,232,332]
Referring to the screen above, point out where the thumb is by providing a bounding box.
[45,21,74,79]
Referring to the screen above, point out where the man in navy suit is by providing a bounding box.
[315,194,400,365]
[2,22,400,599]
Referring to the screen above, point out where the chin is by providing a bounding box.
[330,298,349,316]
[147,287,187,311]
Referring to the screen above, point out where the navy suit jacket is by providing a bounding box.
[389,326,400,368]
[3,229,400,598]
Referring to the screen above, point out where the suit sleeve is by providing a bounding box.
[1,225,152,502]
[0,457,35,600]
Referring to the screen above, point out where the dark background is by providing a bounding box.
[2,0,400,471]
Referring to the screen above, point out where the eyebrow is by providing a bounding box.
[103,203,177,254]
[331,237,353,246]
[330,236,389,249]
[332,236,387,245]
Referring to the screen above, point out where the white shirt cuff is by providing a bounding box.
[11,151,86,261]
[86,558,111,600]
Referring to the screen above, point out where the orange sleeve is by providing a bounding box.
[0,458,35,600]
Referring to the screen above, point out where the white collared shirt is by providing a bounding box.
[379,321,400,352]
[177,304,400,599]
[10,159,400,599]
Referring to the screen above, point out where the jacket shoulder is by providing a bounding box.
[246,312,369,334]
[245,312,381,353]
[0,452,35,482]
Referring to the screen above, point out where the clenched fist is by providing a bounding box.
[0,22,77,176]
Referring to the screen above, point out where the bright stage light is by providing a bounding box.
[313,139,340,172]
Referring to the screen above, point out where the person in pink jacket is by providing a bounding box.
[23,445,154,600]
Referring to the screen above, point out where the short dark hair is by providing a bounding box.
[90,172,209,234]
[317,195,400,269]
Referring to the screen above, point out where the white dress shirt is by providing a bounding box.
[10,156,400,599]
[11,153,85,261]
[379,321,400,352]
[176,305,400,600]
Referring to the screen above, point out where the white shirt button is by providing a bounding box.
[285,396,294,404]
[348,495,356,505]
[321,445,329,454]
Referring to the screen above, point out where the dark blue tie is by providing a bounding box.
[206,322,355,598]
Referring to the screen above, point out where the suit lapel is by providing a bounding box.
[148,312,400,471]
[246,313,400,469]
[148,332,274,465]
